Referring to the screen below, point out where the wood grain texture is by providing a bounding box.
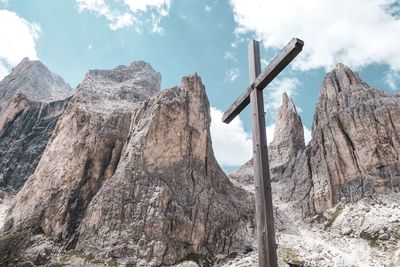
[248,40,278,267]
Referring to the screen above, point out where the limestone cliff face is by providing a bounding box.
[77,75,253,265]
[0,58,72,190]
[3,63,254,266]
[4,62,162,237]
[283,64,400,216]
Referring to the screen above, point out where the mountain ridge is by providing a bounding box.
[1,61,255,266]
[1,59,400,266]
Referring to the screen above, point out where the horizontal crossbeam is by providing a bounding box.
[222,38,304,123]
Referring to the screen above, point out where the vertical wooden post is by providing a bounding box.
[248,40,278,267]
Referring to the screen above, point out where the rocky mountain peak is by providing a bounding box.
[10,57,44,74]
[281,92,297,112]
[0,57,72,105]
[75,61,161,109]
[321,63,364,97]
[314,63,387,131]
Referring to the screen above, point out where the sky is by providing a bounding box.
[0,0,399,171]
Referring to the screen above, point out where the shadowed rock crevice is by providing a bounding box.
[0,57,73,191]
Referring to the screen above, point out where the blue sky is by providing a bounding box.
[0,0,399,171]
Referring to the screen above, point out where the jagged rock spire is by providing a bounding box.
[269,93,305,180]
[229,93,305,186]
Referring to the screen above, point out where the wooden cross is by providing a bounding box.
[222,38,304,267]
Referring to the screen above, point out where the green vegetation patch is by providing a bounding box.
[58,250,111,265]
[0,229,33,266]
[360,231,379,247]
[107,258,119,267]
[324,209,342,230]
[282,250,305,267]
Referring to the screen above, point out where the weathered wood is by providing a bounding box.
[221,37,303,267]
[222,38,303,123]
[249,40,278,267]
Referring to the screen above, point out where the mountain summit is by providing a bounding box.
[0,58,72,108]
[268,92,305,179]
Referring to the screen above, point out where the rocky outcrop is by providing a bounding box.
[221,193,400,267]
[283,63,400,216]
[2,62,254,266]
[228,159,254,191]
[268,93,305,179]
[0,58,72,191]
[229,93,305,187]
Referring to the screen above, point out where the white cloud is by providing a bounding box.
[304,126,312,145]
[179,14,188,20]
[0,10,41,80]
[150,12,165,34]
[260,58,268,68]
[0,63,8,80]
[124,0,170,34]
[110,12,135,30]
[76,0,170,32]
[210,107,252,166]
[204,5,212,12]
[76,0,135,30]
[230,0,400,71]
[266,124,275,145]
[226,68,239,82]
[384,70,400,90]
[224,51,238,63]
[264,77,300,115]
[123,0,170,13]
